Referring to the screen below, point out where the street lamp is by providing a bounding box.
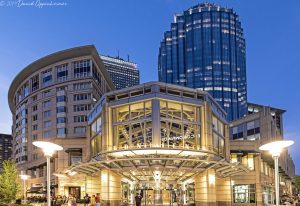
[33,141,63,206]
[19,174,30,203]
[259,140,294,206]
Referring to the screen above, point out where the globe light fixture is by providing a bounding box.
[19,174,30,203]
[33,141,63,206]
[259,140,294,206]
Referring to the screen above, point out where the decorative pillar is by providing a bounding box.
[216,177,231,206]
[195,169,216,206]
[85,175,101,196]
[152,99,161,146]
[101,170,121,206]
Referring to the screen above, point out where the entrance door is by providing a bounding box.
[69,187,81,200]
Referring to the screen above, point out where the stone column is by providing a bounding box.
[216,177,231,206]
[101,170,121,206]
[85,175,102,196]
[195,169,216,206]
[152,99,161,146]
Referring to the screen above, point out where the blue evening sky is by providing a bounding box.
[0,0,299,173]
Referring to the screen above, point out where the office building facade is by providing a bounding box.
[100,55,140,90]
[0,133,13,170]
[56,82,248,206]
[229,103,295,205]
[158,3,247,121]
[8,45,115,198]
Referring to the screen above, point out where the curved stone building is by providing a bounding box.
[64,82,248,205]
[8,45,115,197]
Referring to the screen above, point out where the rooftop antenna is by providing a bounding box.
[127,55,130,62]
[117,50,119,59]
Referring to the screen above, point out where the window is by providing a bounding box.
[32,134,37,140]
[57,106,66,113]
[57,86,67,91]
[31,75,39,92]
[74,104,91,112]
[39,166,44,177]
[57,128,67,137]
[32,114,38,121]
[57,95,67,102]
[44,110,51,118]
[91,134,101,157]
[232,124,244,140]
[212,115,224,136]
[32,105,38,112]
[42,69,52,86]
[242,154,255,170]
[73,82,92,90]
[233,184,256,203]
[73,93,91,101]
[73,59,91,78]
[43,130,51,138]
[213,133,225,155]
[56,64,68,81]
[91,117,101,137]
[32,124,38,131]
[43,90,51,97]
[44,121,52,128]
[57,117,66,124]
[32,95,38,101]
[43,100,51,108]
[74,115,87,123]
[69,150,82,165]
[32,154,38,160]
[74,126,86,134]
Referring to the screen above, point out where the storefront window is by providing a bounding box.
[160,101,167,118]
[91,134,101,157]
[213,133,225,155]
[262,186,273,205]
[112,101,153,149]
[160,101,201,148]
[233,184,256,203]
[91,116,102,137]
[130,102,144,120]
[113,105,129,122]
[182,104,195,122]
[168,102,182,120]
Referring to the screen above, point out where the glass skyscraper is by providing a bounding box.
[158,3,247,121]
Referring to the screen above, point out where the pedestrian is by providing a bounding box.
[95,193,101,206]
[147,194,153,205]
[84,193,90,206]
[62,195,67,204]
[90,195,96,206]
[67,194,73,206]
[135,193,142,206]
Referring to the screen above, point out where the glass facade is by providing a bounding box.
[158,3,247,121]
[90,95,226,157]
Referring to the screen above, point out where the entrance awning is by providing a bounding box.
[61,147,249,182]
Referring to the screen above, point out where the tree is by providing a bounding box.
[295,175,300,193]
[0,160,21,205]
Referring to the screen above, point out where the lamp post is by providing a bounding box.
[259,140,294,206]
[19,174,30,203]
[33,141,63,206]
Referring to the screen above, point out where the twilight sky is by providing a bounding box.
[0,0,299,173]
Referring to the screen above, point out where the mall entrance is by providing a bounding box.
[122,181,195,205]
[68,187,81,200]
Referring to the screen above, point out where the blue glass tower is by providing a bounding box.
[158,3,247,121]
